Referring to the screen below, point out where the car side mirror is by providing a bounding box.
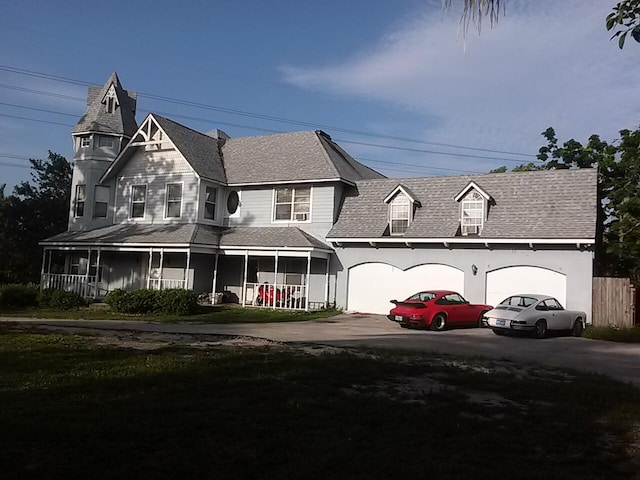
[390,299,398,304]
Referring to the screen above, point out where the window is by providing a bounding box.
[131,185,146,218]
[80,136,90,148]
[461,191,484,235]
[274,187,310,222]
[94,185,109,218]
[204,186,217,220]
[98,136,113,148]
[389,193,410,235]
[165,183,182,218]
[74,185,86,217]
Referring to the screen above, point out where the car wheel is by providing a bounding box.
[492,328,506,336]
[534,319,548,339]
[478,311,488,328]
[572,318,584,337]
[430,313,447,331]
[255,297,263,306]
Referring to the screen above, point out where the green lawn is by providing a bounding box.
[0,325,638,479]
[0,303,341,323]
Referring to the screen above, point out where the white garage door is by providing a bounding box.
[347,263,464,314]
[486,266,567,308]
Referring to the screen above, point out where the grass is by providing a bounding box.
[583,325,640,343]
[0,303,341,324]
[0,325,639,479]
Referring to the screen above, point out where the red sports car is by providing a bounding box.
[387,290,492,331]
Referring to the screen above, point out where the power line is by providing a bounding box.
[0,64,537,158]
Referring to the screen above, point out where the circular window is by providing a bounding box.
[227,191,239,214]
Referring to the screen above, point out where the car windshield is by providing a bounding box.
[499,296,537,307]
[406,292,437,302]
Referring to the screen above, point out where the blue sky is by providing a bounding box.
[1,0,639,190]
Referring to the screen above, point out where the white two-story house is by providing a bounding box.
[41,73,597,316]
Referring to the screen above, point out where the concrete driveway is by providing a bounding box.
[2,313,639,385]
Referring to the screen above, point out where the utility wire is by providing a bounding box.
[0,64,538,158]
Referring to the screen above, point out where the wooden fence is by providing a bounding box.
[592,277,637,327]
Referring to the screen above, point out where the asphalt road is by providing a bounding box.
[2,313,639,385]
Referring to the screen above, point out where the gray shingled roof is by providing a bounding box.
[153,115,227,183]
[72,72,138,137]
[222,130,385,184]
[42,224,222,246]
[42,224,330,250]
[219,227,331,249]
[327,169,597,239]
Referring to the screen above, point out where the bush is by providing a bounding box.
[156,289,199,315]
[105,288,198,315]
[0,284,40,309]
[38,289,88,310]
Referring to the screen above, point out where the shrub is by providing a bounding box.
[38,289,88,310]
[0,284,40,309]
[156,289,199,315]
[105,288,198,315]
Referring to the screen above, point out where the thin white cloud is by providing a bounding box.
[281,0,640,173]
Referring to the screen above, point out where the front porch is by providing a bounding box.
[40,246,333,311]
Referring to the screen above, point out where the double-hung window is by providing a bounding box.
[274,187,310,222]
[80,136,91,148]
[204,186,217,220]
[461,191,484,235]
[94,185,109,218]
[131,185,147,218]
[74,185,86,217]
[165,183,182,218]
[389,193,410,235]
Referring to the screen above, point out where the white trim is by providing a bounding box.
[228,177,353,187]
[454,181,491,202]
[384,185,418,204]
[327,237,594,246]
[129,183,148,220]
[164,181,184,219]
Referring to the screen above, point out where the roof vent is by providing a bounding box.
[205,129,230,140]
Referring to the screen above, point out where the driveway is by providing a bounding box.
[2,313,639,385]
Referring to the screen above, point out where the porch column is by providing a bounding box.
[242,251,248,307]
[185,250,191,289]
[95,248,102,299]
[211,252,219,304]
[40,249,47,291]
[305,252,311,311]
[324,255,330,309]
[274,251,279,309]
[159,249,165,289]
[84,248,91,298]
[147,248,153,289]
[47,249,52,274]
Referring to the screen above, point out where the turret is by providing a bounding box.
[68,73,137,230]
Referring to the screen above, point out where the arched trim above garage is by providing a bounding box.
[347,262,464,314]
[485,265,567,308]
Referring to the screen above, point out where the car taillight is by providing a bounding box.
[409,314,422,320]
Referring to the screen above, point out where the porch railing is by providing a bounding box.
[41,273,97,297]
[149,278,187,290]
[245,282,307,310]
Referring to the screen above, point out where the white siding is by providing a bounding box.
[120,146,194,176]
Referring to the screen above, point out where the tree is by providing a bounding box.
[0,152,72,283]
[444,0,640,47]
[606,0,640,48]
[536,127,640,280]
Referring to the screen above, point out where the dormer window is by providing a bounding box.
[455,181,492,236]
[384,184,421,236]
[461,191,484,235]
[390,193,410,235]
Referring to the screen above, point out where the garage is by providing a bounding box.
[347,263,465,314]
[485,266,567,308]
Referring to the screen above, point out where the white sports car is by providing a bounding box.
[484,294,586,339]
